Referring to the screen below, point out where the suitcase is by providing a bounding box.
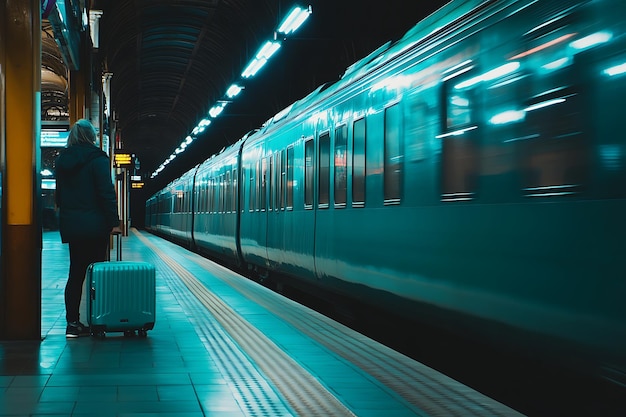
[86,233,156,337]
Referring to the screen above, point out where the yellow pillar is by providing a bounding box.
[0,0,42,339]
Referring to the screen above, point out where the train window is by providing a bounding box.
[319,132,330,208]
[198,182,203,214]
[200,178,204,213]
[384,104,402,204]
[261,158,267,211]
[440,71,479,202]
[286,146,294,209]
[248,164,251,211]
[521,71,586,197]
[255,161,261,211]
[204,175,209,213]
[280,149,286,210]
[225,170,231,212]
[218,173,224,213]
[211,173,219,213]
[215,175,220,213]
[208,176,213,212]
[305,138,314,208]
[269,155,274,211]
[232,168,237,214]
[334,125,347,206]
[352,118,366,207]
[206,177,211,214]
[273,153,280,210]
[207,177,213,213]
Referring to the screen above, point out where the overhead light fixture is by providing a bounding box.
[277,6,312,35]
[226,84,243,98]
[242,57,268,78]
[209,102,228,118]
[257,41,281,59]
[241,41,281,78]
[151,5,314,180]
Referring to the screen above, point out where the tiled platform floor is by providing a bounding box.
[0,230,246,417]
[1,229,525,417]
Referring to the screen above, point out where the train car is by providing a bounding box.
[147,167,197,247]
[193,143,243,265]
[147,0,626,384]
[144,193,158,232]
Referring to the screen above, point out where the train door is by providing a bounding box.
[266,148,288,270]
[312,130,331,279]
[239,140,269,269]
[299,135,318,280]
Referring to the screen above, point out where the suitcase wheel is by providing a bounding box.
[124,330,136,337]
[93,330,106,338]
[138,329,148,337]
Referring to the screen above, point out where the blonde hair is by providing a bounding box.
[67,119,97,147]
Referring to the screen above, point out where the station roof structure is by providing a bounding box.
[46,0,449,194]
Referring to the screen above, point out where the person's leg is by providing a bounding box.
[65,236,109,324]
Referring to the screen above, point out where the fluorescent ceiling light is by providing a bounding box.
[226,84,242,98]
[277,6,311,35]
[242,57,268,78]
[256,41,281,59]
[209,102,226,118]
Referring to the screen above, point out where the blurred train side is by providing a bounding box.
[146,0,626,382]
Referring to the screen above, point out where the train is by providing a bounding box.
[145,0,626,385]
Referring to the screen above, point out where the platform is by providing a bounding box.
[0,229,524,416]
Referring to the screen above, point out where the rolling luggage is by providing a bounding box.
[86,233,156,337]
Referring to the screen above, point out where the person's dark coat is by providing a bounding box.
[55,143,120,243]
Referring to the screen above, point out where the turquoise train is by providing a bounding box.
[146,0,626,384]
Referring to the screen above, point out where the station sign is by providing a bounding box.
[131,182,145,189]
[114,152,134,168]
[41,130,69,147]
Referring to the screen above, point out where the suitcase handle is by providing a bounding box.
[108,232,122,261]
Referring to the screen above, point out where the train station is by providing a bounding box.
[1,1,625,415]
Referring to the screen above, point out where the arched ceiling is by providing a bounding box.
[64,1,448,193]
[42,21,69,120]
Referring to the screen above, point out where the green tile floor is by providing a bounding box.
[0,231,245,416]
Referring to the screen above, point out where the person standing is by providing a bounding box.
[55,119,121,338]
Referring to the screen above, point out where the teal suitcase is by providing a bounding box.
[86,235,156,337]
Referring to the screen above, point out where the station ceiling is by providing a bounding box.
[50,0,449,195]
